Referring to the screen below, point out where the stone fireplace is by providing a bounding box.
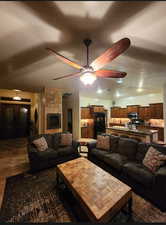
[40,87,62,134]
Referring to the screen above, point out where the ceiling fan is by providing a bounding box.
[46,38,131,85]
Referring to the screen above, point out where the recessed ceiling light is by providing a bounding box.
[116,78,123,84]
[97,89,103,94]
[116,92,121,98]
[137,88,143,92]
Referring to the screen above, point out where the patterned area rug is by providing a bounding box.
[0,167,166,223]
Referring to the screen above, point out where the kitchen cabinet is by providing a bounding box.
[139,106,150,120]
[90,105,105,113]
[150,103,163,119]
[119,108,127,118]
[81,127,88,138]
[111,107,121,118]
[127,105,140,114]
[81,107,91,119]
[81,126,94,138]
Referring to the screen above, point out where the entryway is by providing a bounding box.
[0,103,30,139]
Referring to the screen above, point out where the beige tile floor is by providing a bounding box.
[0,138,29,208]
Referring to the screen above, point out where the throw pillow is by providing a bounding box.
[60,133,72,146]
[33,137,48,152]
[143,146,166,173]
[96,135,110,151]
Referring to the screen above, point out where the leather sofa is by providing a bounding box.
[27,133,80,173]
[87,135,166,211]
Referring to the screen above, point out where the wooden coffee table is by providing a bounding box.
[56,158,132,222]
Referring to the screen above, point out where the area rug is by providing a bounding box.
[0,167,166,223]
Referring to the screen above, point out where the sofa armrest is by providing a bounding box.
[27,144,39,161]
[87,141,97,151]
[155,166,166,180]
[72,140,80,154]
[155,166,166,191]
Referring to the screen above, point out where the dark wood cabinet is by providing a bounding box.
[127,105,140,114]
[81,106,103,138]
[111,107,120,118]
[111,104,163,120]
[142,125,164,141]
[81,125,94,138]
[119,108,127,118]
[90,105,105,113]
[81,127,88,138]
[81,107,91,119]
[154,127,164,141]
[87,126,94,138]
[110,103,164,141]
[81,106,106,119]
[111,105,139,118]
[139,106,150,120]
[150,103,163,119]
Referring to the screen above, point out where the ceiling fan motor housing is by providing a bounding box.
[80,66,94,74]
[83,39,92,47]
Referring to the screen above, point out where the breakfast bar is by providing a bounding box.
[106,126,158,143]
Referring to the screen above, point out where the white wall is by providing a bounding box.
[80,96,112,110]
[115,92,163,107]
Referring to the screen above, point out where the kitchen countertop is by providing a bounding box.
[106,126,158,136]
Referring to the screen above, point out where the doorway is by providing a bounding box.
[0,103,30,139]
[67,108,73,133]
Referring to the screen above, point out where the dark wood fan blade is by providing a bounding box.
[95,70,127,78]
[53,72,80,81]
[46,47,83,70]
[90,38,130,70]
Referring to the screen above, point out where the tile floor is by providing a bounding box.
[0,138,29,208]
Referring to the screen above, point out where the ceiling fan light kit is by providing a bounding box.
[80,66,96,85]
[47,38,131,85]
[80,72,96,85]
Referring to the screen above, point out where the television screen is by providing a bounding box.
[47,113,61,129]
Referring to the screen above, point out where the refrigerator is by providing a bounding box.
[93,112,106,138]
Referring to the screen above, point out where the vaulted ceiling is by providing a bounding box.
[0,1,165,99]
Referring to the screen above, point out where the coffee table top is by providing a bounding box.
[57,157,132,222]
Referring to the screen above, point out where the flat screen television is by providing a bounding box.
[47,113,61,129]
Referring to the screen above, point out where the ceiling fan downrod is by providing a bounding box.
[83,39,92,66]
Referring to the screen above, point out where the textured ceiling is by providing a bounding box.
[0,1,165,99]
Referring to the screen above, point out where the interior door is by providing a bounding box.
[0,103,30,139]
[0,104,15,139]
[94,113,106,138]
[15,105,30,138]
[67,108,73,133]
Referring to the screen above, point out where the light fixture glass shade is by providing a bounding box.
[97,88,103,94]
[13,96,21,101]
[80,72,96,85]
[116,78,123,84]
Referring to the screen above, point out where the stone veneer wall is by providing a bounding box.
[41,87,62,134]
[62,91,80,140]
